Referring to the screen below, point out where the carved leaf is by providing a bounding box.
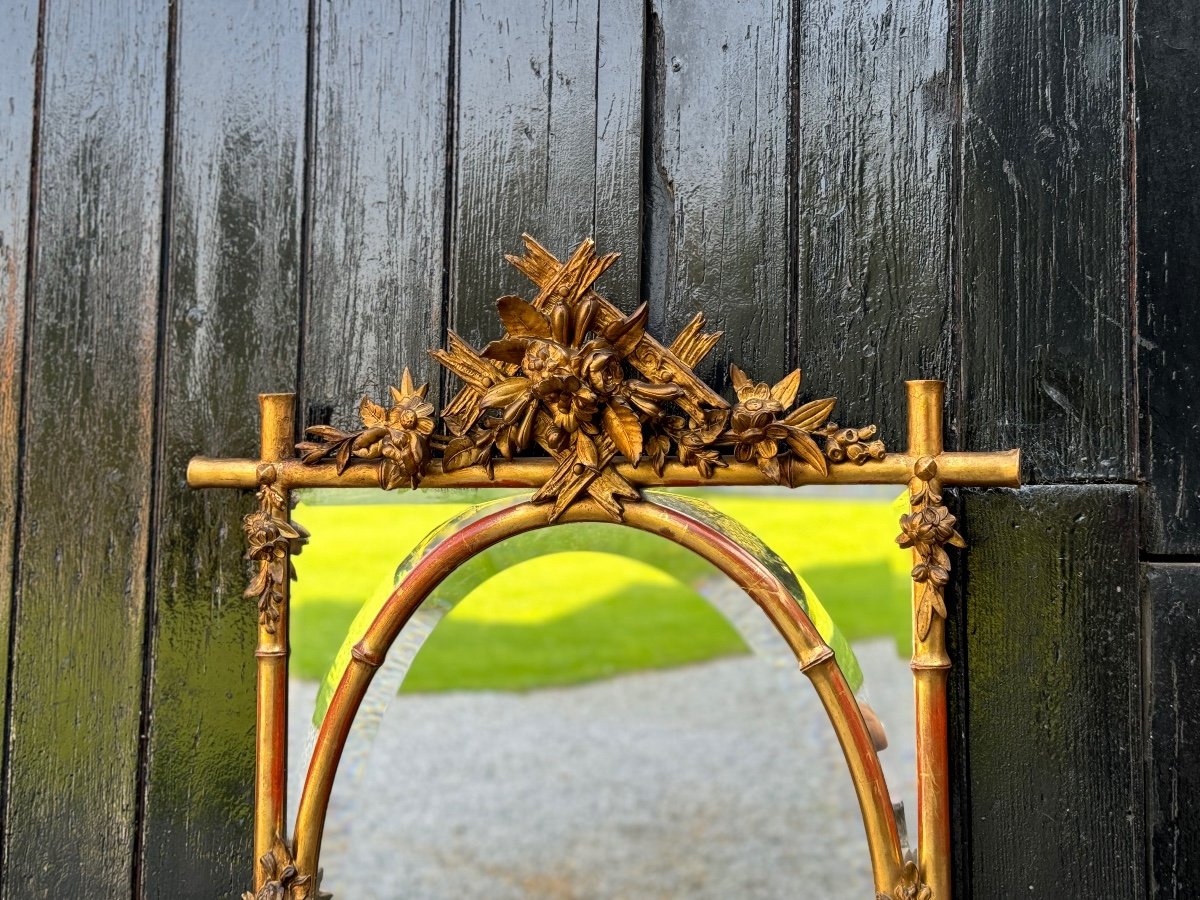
[305,425,352,441]
[359,396,388,427]
[516,400,538,449]
[770,369,802,407]
[757,455,784,485]
[604,302,648,356]
[916,589,934,642]
[480,377,532,409]
[299,444,330,465]
[785,430,830,477]
[575,431,599,469]
[729,364,752,395]
[443,436,483,472]
[481,339,528,364]
[334,439,353,475]
[783,397,836,431]
[495,426,517,460]
[497,295,553,338]
[646,434,670,476]
[602,401,643,465]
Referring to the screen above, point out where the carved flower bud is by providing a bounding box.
[522,339,574,387]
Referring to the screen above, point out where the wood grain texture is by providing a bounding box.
[960,1,1133,483]
[793,0,957,443]
[2,1,169,896]
[137,2,307,895]
[648,0,790,390]
[0,0,40,831]
[960,486,1144,898]
[593,0,644,303]
[303,0,451,429]
[1137,1,1200,553]
[451,0,643,349]
[1147,563,1200,899]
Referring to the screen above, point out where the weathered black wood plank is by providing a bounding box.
[1137,1,1200,553]
[1147,563,1200,898]
[137,1,308,895]
[959,485,1144,897]
[792,0,956,441]
[451,0,643,348]
[302,0,451,429]
[2,1,169,895]
[594,0,643,304]
[960,2,1133,483]
[647,0,790,390]
[0,0,40,833]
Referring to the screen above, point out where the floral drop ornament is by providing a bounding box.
[243,464,308,633]
[243,833,330,900]
[898,455,966,640]
[297,368,435,490]
[876,856,932,900]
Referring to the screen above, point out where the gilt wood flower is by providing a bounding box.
[297,368,435,490]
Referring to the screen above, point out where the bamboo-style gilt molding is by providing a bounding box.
[185,235,1021,899]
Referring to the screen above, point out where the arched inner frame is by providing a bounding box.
[290,494,906,893]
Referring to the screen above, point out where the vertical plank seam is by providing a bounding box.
[0,0,46,882]
[296,0,321,432]
[543,1,556,217]
[590,0,601,255]
[1124,0,1140,495]
[950,2,971,894]
[638,0,667,328]
[1141,565,1155,897]
[1125,0,1140,490]
[951,0,967,457]
[132,0,181,894]
[785,0,799,374]
[1125,1,1150,891]
[438,0,460,406]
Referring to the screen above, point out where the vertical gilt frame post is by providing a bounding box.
[187,236,1020,899]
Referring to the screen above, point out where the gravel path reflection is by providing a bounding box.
[289,638,915,899]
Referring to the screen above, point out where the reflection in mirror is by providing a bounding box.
[287,487,914,899]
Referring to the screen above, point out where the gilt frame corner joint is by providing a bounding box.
[187,234,1021,900]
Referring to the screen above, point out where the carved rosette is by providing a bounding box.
[243,463,308,633]
[897,456,966,640]
[294,235,887,522]
[877,857,932,900]
[243,833,330,900]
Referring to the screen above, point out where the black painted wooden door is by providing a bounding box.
[0,1,1193,897]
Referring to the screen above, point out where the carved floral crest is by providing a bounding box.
[296,235,885,522]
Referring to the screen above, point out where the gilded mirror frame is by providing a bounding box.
[187,236,1021,899]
